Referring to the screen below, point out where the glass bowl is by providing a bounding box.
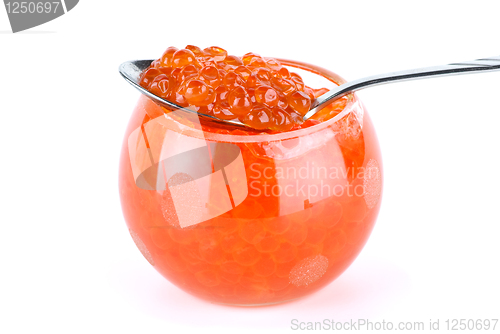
[118,59,383,306]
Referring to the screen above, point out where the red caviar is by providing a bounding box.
[121,52,383,306]
[139,45,331,131]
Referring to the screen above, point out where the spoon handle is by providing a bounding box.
[304,56,500,121]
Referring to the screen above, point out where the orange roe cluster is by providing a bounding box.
[139,45,328,131]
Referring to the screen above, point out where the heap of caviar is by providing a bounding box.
[139,45,328,131]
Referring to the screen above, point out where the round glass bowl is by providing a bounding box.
[118,60,383,306]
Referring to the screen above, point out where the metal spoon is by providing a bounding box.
[119,56,500,127]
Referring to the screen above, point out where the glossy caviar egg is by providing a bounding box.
[184,80,210,105]
[160,46,178,67]
[171,49,198,68]
[224,55,244,67]
[290,72,305,91]
[185,45,204,57]
[204,46,228,61]
[228,86,253,115]
[170,91,188,107]
[139,68,161,87]
[271,77,296,95]
[242,104,272,129]
[148,74,172,98]
[242,52,261,65]
[254,85,279,107]
[234,66,252,81]
[288,91,312,115]
[278,67,290,78]
[254,68,272,85]
[223,72,244,90]
[246,73,260,89]
[248,57,268,69]
[265,58,282,71]
[212,101,237,120]
[215,85,229,102]
[200,65,220,86]
[269,107,296,131]
[178,64,199,82]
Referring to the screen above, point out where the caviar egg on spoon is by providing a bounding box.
[119,46,334,132]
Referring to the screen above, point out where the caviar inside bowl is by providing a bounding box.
[119,59,383,306]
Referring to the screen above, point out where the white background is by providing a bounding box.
[1,1,499,333]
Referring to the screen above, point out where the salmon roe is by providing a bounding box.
[139,45,331,131]
[120,56,383,306]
